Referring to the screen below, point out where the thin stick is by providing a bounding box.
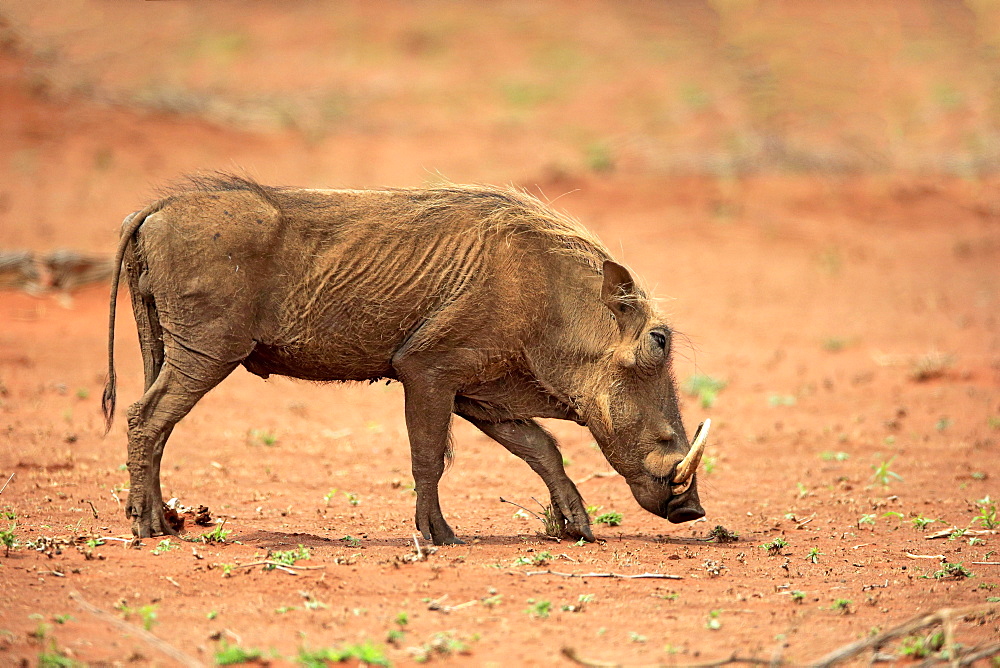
[925,527,997,539]
[499,496,544,522]
[575,471,617,485]
[562,647,770,667]
[525,570,682,580]
[971,561,1000,565]
[413,533,423,560]
[231,561,325,573]
[808,602,999,667]
[905,553,945,560]
[70,591,204,668]
[0,472,14,495]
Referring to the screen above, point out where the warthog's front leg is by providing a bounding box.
[463,416,595,542]
[392,353,467,546]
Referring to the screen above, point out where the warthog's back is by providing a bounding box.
[131,177,613,384]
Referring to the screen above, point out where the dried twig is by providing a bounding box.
[0,472,14,495]
[809,602,1000,667]
[499,496,544,522]
[231,561,326,574]
[525,570,682,580]
[562,647,770,667]
[925,527,996,540]
[575,471,618,485]
[971,561,1000,565]
[70,591,204,668]
[905,553,945,560]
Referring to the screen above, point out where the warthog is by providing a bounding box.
[104,175,710,544]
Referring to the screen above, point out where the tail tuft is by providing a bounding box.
[102,369,116,434]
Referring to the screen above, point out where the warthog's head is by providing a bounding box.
[578,261,709,524]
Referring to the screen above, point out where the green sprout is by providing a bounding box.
[682,374,727,408]
[594,512,623,527]
[761,537,788,556]
[872,457,902,486]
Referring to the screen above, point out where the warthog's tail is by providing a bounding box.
[102,201,167,433]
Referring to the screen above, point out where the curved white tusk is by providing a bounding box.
[672,419,711,485]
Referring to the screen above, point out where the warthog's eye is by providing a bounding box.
[649,330,668,351]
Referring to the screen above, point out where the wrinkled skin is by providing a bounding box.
[104,175,707,545]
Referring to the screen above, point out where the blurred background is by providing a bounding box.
[3,0,1000,252]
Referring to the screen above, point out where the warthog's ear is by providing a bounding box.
[601,260,642,331]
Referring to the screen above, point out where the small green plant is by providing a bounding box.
[246,428,277,446]
[858,513,876,529]
[629,631,647,643]
[911,515,935,531]
[872,457,902,486]
[805,547,822,564]
[705,609,722,630]
[975,496,997,530]
[38,639,78,668]
[703,455,717,474]
[514,551,552,567]
[151,538,178,555]
[206,610,218,620]
[768,393,796,407]
[344,492,360,506]
[323,488,338,506]
[0,522,17,556]
[899,631,944,658]
[75,387,90,400]
[708,525,739,543]
[115,602,158,631]
[341,535,361,548]
[297,641,390,667]
[526,599,551,618]
[682,374,727,408]
[594,512,623,527]
[761,537,788,556]
[584,141,614,173]
[832,599,852,614]
[540,503,563,538]
[200,520,230,544]
[481,593,503,608]
[214,640,263,665]
[561,594,594,613]
[821,337,849,352]
[928,562,972,580]
[266,545,311,570]
[408,631,472,663]
[791,591,806,604]
[820,451,850,462]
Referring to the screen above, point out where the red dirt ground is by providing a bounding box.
[1,3,999,666]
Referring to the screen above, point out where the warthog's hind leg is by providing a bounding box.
[125,350,237,538]
[461,415,595,542]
